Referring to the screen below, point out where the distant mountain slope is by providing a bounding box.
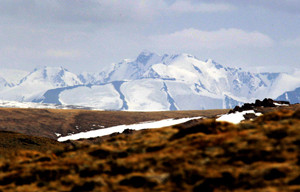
[57,51,298,110]
[0,52,299,110]
[276,87,300,104]
[0,69,29,86]
[0,66,82,102]
[0,77,11,90]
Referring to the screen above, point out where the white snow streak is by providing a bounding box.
[58,116,202,142]
[216,110,262,124]
[274,103,289,106]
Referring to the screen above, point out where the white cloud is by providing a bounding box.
[168,1,235,13]
[149,28,274,50]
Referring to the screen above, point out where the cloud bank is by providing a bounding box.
[149,28,274,50]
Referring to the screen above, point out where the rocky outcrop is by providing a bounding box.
[229,98,290,113]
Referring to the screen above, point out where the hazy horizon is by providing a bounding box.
[1,0,300,74]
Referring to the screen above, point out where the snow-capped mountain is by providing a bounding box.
[92,52,283,99]
[0,69,29,86]
[0,66,82,102]
[0,52,299,110]
[19,66,82,87]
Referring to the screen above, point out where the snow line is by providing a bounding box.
[58,116,202,142]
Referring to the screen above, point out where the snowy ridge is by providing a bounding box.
[0,69,29,87]
[0,51,299,110]
[0,66,82,102]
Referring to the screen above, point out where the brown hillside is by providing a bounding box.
[0,107,299,191]
[0,131,65,158]
[0,108,229,139]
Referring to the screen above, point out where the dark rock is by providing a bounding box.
[255,99,262,107]
[34,168,68,182]
[292,110,300,119]
[184,169,204,185]
[170,121,219,140]
[221,172,235,188]
[88,148,110,159]
[15,175,37,185]
[262,98,275,107]
[71,181,96,192]
[242,103,254,110]
[288,175,300,185]
[193,172,235,192]
[146,145,165,153]
[119,175,157,188]
[79,167,99,177]
[109,163,133,175]
[18,138,40,146]
[231,98,283,114]
[34,156,52,162]
[266,128,288,140]
[275,100,290,105]
[243,113,258,120]
[263,168,286,180]
[193,178,221,192]
[89,148,128,159]
[122,129,134,134]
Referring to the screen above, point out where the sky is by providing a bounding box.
[0,0,299,74]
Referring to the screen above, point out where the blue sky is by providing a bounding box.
[0,0,299,73]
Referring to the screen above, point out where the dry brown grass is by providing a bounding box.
[0,131,65,158]
[0,108,229,139]
[0,107,299,191]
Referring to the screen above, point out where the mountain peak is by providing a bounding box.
[138,50,155,56]
[136,51,158,64]
[18,66,82,88]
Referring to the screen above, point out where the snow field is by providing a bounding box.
[59,84,123,110]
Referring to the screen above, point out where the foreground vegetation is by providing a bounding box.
[0,106,299,191]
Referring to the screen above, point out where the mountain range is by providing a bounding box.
[0,51,299,110]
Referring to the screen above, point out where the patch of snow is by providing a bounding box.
[58,116,202,142]
[274,103,289,106]
[285,92,289,100]
[216,110,262,124]
[55,133,61,137]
